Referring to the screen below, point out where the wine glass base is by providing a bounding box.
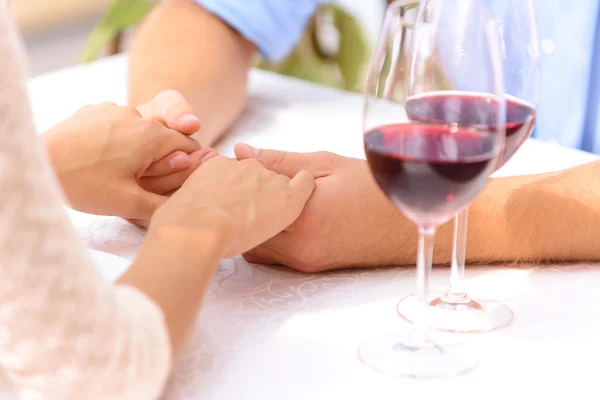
[397,292,513,333]
[357,334,478,378]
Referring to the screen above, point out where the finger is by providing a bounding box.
[142,147,216,177]
[140,149,219,194]
[135,102,155,120]
[242,249,280,265]
[128,188,169,221]
[242,235,291,266]
[286,170,316,214]
[127,218,150,229]
[150,128,201,163]
[258,171,314,243]
[125,182,182,227]
[142,151,190,177]
[234,143,330,178]
[137,90,200,135]
[200,149,220,162]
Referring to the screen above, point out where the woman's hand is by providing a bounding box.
[151,156,316,258]
[134,90,206,184]
[43,102,216,220]
[121,156,312,364]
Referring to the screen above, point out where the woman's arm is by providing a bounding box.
[117,215,229,358]
[0,4,224,398]
[0,5,315,398]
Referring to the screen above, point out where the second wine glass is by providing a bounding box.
[396,0,541,333]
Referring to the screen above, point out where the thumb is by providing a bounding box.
[136,90,201,135]
[234,143,327,178]
[129,187,168,221]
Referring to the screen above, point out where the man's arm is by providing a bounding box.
[128,0,256,146]
[463,164,600,264]
[234,145,600,271]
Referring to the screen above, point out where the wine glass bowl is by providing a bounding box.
[499,94,537,166]
[365,93,501,227]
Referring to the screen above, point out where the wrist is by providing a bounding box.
[147,206,235,261]
[131,218,231,287]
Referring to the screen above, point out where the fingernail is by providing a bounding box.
[169,153,190,169]
[201,151,219,163]
[237,143,259,156]
[178,113,201,124]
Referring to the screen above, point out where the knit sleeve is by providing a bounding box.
[0,3,171,399]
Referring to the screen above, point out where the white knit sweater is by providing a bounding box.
[0,3,171,399]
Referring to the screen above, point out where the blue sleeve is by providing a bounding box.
[194,0,323,61]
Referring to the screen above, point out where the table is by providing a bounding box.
[28,55,600,400]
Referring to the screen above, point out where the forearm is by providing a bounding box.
[382,162,600,265]
[461,163,600,263]
[413,163,600,264]
[0,6,172,397]
[128,0,256,146]
[118,214,231,359]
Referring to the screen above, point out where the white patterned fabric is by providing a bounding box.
[36,55,600,400]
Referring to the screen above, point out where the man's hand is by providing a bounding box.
[43,102,217,221]
[236,144,600,271]
[234,143,419,271]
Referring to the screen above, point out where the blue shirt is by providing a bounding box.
[196,0,600,153]
[532,0,600,153]
[195,0,323,61]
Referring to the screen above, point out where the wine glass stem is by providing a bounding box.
[413,226,435,347]
[447,208,469,303]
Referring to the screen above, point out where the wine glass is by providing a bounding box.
[395,0,540,333]
[358,0,506,377]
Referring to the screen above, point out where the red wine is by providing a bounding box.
[405,92,536,167]
[364,124,496,226]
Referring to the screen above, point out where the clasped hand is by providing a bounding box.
[43,90,315,258]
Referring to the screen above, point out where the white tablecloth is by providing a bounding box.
[28,55,600,400]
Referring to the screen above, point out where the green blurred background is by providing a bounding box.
[15,0,414,90]
[79,0,380,92]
